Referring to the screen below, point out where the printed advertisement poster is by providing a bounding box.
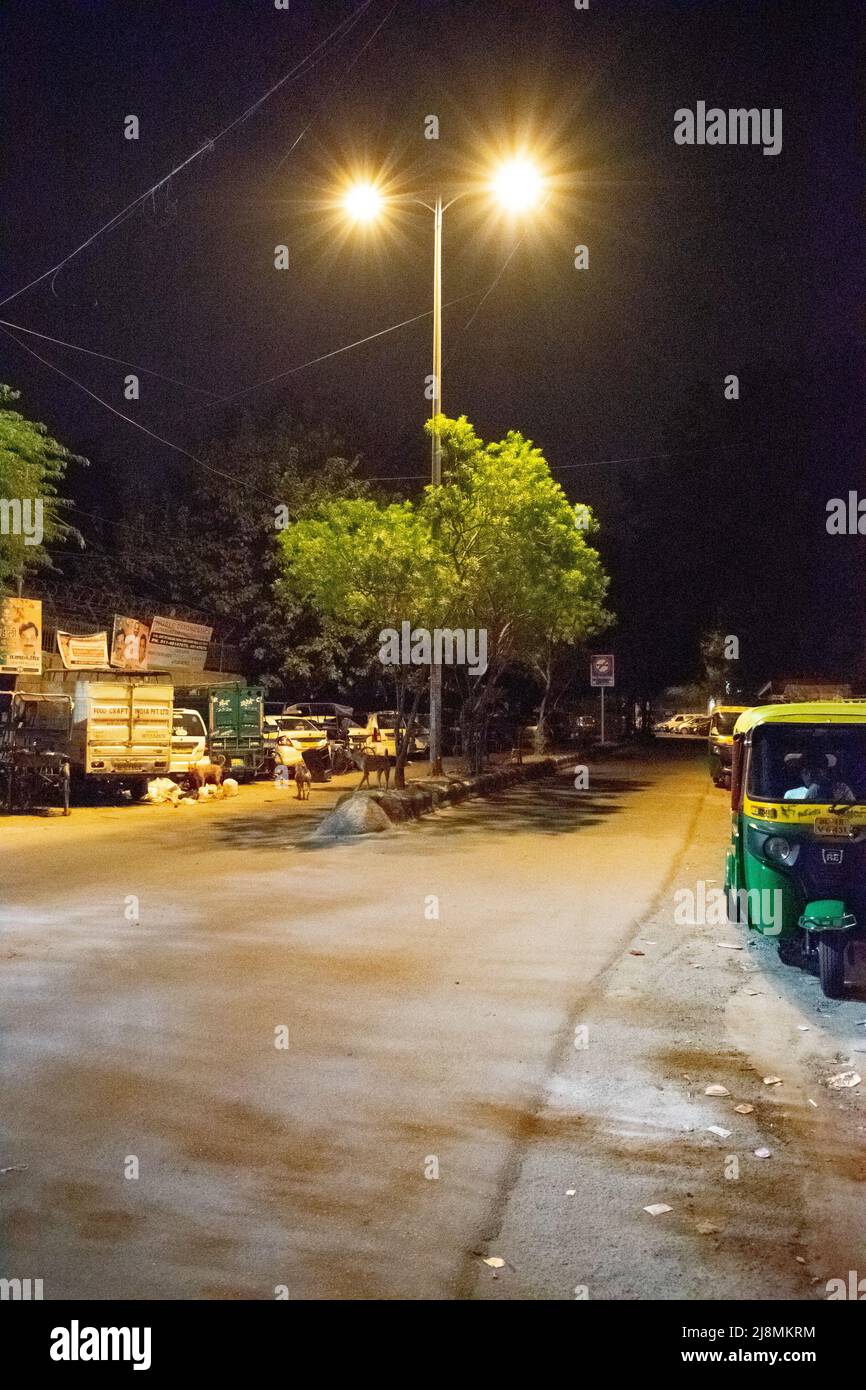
[56,630,110,671]
[148,615,212,672]
[0,596,42,674]
[111,615,150,671]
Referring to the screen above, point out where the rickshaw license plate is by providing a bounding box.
[814,816,850,837]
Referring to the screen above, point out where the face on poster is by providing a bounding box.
[0,597,43,673]
[111,616,150,671]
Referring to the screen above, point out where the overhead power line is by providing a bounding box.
[216,295,473,405]
[360,439,776,483]
[0,325,256,492]
[273,0,398,172]
[0,0,377,310]
[0,318,222,398]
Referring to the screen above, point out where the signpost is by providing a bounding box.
[590,654,615,745]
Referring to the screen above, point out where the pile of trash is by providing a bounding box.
[145,777,239,806]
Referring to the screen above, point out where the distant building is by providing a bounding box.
[757,678,853,703]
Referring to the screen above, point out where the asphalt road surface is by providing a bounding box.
[2,743,865,1300]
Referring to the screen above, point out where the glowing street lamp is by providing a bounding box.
[343,181,385,223]
[490,157,544,213]
[340,155,546,772]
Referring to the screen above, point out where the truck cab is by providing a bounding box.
[171,707,208,774]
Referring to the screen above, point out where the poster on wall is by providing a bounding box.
[56,630,110,671]
[148,615,212,672]
[0,596,42,674]
[110,615,150,671]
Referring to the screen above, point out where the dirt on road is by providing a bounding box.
[2,743,865,1300]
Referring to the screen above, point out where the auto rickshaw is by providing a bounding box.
[725,702,866,998]
[708,705,748,787]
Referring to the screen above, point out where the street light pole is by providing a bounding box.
[341,159,544,780]
[429,193,444,775]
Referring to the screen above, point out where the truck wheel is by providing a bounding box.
[818,933,846,999]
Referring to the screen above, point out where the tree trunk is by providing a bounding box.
[393,683,422,789]
[461,674,499,774]
[534,679,551,753]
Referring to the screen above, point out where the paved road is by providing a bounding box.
[2,743,865,1300]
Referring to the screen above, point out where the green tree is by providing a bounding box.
[0,384,83,593]
[278,415,612,777]
[423,416,611,766]
[277,498,443,787]
[91,408,364,687]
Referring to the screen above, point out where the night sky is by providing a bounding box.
[1,0,862,687]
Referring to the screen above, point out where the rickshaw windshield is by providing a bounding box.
[748,723,866,803]
[711,712,739,736]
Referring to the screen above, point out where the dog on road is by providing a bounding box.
[349,746,392,790]
[187,757,224,796]
[294,762,312,799]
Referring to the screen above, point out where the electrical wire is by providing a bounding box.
[0,325,257,492]
[273,0,398,172]
[0,0,377,310]
[359,438,783,483]
[0,318,223,398]
[216,294,473,405]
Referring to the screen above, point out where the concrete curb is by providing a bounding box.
[317,741,632,836]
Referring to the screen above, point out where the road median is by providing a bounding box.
[312,743,632,838]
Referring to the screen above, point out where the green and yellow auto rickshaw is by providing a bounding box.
[725,702,866,998]
[708,705,748,787]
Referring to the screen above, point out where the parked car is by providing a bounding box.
[263,714,328,767]
[656,713,692,734]
[171,707,208,773]
[681,714,711,737]
[364,710,430,758]
[322,716,370,748]
[283,701,353,726]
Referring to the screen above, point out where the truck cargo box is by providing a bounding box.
[70,680,173,778]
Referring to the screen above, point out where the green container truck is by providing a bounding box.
[175,683,272,781]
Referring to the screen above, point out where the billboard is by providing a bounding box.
[0,596,42,674]
[57,630,110,671]
[148,615,212,673]
[111,615,150,671]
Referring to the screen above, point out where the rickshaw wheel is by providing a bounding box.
[726,886,746,926]
[818,933,846,999]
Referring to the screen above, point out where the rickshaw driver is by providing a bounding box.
[783,754,855,803]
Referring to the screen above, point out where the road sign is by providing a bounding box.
[590,654,615,688]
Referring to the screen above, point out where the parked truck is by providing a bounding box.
[174,683,271,781]
[69,679,173,795]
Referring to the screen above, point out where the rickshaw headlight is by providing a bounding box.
[764,835,795,865]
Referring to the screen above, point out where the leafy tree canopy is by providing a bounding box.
[278,414,612,766]
[0,384,84,592]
